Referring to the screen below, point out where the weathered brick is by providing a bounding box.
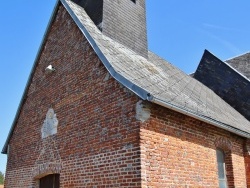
[4,2,250,188]
[140,102,247,188]
[5,5,141,188]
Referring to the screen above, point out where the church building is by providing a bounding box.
[2,0,250,187]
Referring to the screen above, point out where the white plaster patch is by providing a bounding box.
[136,100,151,122]
[103,72,110,81]
[41,108,58,139]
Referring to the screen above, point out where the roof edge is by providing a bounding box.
[1,0,60,154]
[225,51,250,62]
[203,49,250,82]
[150,96,250,139]
[3,1,249,155]
[224,61,250,82]
[60,0,150,98]
[2,0,150,154]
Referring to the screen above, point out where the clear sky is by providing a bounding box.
[0,0,249,174]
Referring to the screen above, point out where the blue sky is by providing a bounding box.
[0,0,249,174]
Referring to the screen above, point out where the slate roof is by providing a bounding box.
[226,52,250,79]
[63,0,250,134]
[2,0,250,153]
[193,50,250,121]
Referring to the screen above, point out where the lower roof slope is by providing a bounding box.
[64,0,250,135]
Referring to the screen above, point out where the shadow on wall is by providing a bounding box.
[142,102,245,156]
[139,102,247,187]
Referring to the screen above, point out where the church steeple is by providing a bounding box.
[72,0,148,58]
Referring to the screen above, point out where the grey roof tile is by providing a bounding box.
[226,52,250,79]
[194,50,250,121]
[64,0,250,134]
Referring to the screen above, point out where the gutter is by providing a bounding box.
[2,0,250,154]
[58,1,250,143]
[150,96,250,139]
[1,0,149,154]
[60,0,149,100]
[56,1,250,140]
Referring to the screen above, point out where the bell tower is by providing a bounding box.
[72,0,148,58]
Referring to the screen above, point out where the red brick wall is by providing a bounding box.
[244,140,250,188]
[140,102,247,188]
[5,4,141,188]
[4,3,248,188]
[245,156,250,188]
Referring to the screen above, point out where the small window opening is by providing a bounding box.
[131,0,136,3]
[216,149,228,188]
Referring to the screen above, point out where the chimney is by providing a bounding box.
[72,0,148,58]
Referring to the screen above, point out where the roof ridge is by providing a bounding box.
[51,1,250,136]
[2,0,250,155]
[224,51,250,62]
[224,61,250,82]
[148,51,192,74]
[205,49,250,82]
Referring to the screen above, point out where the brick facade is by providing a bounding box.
[140,102,247,187]
[5,5,141,188]
[3,3,250,188]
